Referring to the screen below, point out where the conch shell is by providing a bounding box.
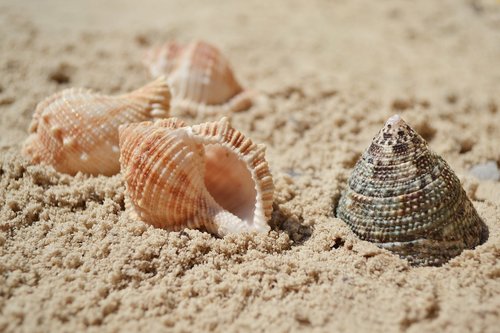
[23,78,171,176]
[143,40,253,114]
[119,117,274,236]
[336,115,486,266]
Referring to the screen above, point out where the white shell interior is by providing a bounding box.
[203,144,257,223]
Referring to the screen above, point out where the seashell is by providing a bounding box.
[23,78,171,176]
[143,40,184,78]
[144,40,253,114]
[336,115,486,266]
[119,117,274,236]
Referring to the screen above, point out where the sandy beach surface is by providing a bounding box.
[1,0,499,332]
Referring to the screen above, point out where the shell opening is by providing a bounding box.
[203,144,257,224]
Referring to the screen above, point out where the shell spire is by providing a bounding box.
[119,118,274,237]
[143,41,184,78]
[336,115,486,266]
[23,77,171,175]
[143,40,253,114]
[125,76,171,118]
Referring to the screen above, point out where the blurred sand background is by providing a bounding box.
[0,0,499,332]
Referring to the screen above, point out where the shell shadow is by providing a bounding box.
[479,219,489,246]
[269,203,312,245]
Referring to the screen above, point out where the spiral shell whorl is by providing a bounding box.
[337,115,485,266]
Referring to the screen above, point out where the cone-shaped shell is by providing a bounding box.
[22,78,171,176]
[336,115,485,266]
[119,117,274,236]
[144,40,253,114]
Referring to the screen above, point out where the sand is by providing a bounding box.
[1,0,499,332]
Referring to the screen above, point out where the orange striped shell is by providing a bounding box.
[119,117,274,236]
[23,78,171,175]
[144,41,253,114]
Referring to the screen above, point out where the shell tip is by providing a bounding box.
[218,117,231,127]
[386,114,402,126]
[388,113,401,121]
[383,114,410,132]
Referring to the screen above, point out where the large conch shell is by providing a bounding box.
[119,117,274,236]
[22,78,171,176]
[336,115,486,266]
[143,40,253,114]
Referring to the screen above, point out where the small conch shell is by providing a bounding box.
[119,117,274,236]
[336,115,486,266]
[22,78,171,176]
[143,40,253,114]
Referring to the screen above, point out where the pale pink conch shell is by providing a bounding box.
[143,40,253,114]
[119,117,274,236]
[22,77,171,176]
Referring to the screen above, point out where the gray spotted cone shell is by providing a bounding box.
[336,115,486,266]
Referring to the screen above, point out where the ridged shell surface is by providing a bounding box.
[119,117,274,236]
[144,40,253,114]
[336,115,485,266]
[143,41,184,78]
[23,78,171,176]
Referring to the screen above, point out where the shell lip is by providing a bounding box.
[197,137,272,234]
[175,117,271,234]
[169,88,254,115]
